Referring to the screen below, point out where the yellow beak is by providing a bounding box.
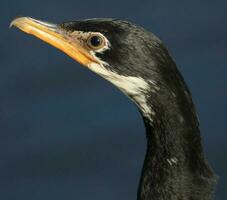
[10,17,98,66]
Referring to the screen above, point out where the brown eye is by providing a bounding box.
[87,35,104,49]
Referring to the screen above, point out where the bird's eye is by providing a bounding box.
[87,35,104,50]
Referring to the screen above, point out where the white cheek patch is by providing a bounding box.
[88,62,155,121]
[85,34,155,121]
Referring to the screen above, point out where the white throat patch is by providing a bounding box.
[88,62,155,120]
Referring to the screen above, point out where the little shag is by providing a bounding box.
[11,17,217,200]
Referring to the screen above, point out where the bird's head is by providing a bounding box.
[11,17,180,120]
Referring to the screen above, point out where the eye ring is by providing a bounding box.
[87,34,105,50]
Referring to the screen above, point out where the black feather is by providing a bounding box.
[60,19,217,200]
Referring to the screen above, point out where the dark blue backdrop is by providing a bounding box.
[0,0,226,199]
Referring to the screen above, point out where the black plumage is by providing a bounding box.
[12,17,217,200]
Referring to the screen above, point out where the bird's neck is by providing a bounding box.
[136,89,216,200]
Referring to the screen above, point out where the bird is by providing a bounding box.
[10,17,217,200]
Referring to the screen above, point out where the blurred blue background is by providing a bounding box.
[0,0,226,199]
